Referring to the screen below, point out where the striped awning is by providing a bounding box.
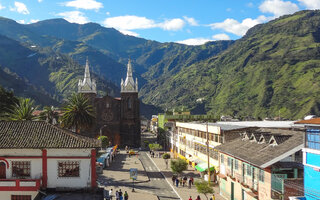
[195,162,214,172]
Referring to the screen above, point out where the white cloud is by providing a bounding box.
[103,15,156,30]
[176,38,211,45]
[298,0,320,9]
[119,30,139,37]
[17,19,25,24]
[0,3,5,10]
[103,15,186,32]
[30,19,39,23]
[247,2,254,7]
[106,11,110,16]
[10,2,30,14]
[62,0,103,10]
[212,33,230,40]
[183,16,198,26]
[259,0,299,17]
[57,11,89,24]
[159,18,185,31]
[210,15,270,36]
[38,0,43,2]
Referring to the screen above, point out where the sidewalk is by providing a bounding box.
[149,152,224,200]
[98,151,157,200]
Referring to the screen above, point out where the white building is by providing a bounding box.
[0,121,100,200]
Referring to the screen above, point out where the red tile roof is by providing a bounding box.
[295,118,320,124]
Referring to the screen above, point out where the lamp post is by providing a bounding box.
[100,125,107,151]
[206,121,211,185]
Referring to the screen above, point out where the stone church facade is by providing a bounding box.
[78,59,141,147]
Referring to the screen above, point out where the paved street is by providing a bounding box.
[139,151,180,200]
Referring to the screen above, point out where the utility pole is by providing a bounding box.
[206,121,211,185]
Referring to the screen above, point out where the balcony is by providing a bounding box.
[0,179,41,191]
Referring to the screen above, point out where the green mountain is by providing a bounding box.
[1,11,320,119]
[140,10,320,119]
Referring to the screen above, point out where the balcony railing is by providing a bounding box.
[271,174,286,193]
[0,179,41,191]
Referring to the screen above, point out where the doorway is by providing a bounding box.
[0,162,6,179]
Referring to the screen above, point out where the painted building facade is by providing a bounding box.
[169,122,252,180]
[0,121,100,200]
[215,128,304,200]
[295,118,320,200]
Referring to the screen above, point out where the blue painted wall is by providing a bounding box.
[304,158,320,199]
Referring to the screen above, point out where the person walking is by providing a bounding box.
[196,195,201,200]
[188,196,193,200]
[119,189,123,198]
[109,188,113,200]
[172,175,176,185]
[179,177,183,186]
[115,190,119,200]
[175,178,179,187]
[124,191,129,200]
[188,178,192,188]
[190,177,194,185]
[183,176,187,187]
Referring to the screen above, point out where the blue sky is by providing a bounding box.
[0,0,319,45]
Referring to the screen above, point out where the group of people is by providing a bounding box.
[107,188,129,200]
[172,175,194,188]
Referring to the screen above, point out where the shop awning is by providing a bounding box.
[195,162,214,172]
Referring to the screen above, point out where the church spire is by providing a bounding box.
[121,59,138,93]
[78,57,96,94]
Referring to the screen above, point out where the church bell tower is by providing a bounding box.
[120,59,141,147]
[78,58,97,102]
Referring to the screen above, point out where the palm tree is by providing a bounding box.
[40,106,59,124]
[7,98,38,121]
[61,93,95,133]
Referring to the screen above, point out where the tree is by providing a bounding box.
[148,143,162,151]
[0,87,18,119]
[195,180,214,200]
[170,158,188,176]
[7,98,38,121]
[40,106,59,124]
[61,93,95,133]
[162,153,171,169]
[98,136,109,148]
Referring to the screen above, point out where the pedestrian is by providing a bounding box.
[175,178,179,187]
[172,175,176,185]
[190,177,194,185]
[188,178,192,188]
[183,176,187,187]
[196,195,201,200]
[119,189,123,198]
[189,196,193,200]
[179,177,183,186]
[109,188,113,200]
[124,191,129,200]
[115,190,119,200]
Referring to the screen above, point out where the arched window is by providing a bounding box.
[128,98,132,109]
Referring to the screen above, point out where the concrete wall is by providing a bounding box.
[258,168,272,200]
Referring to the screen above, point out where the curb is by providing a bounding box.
[146,152,182,200]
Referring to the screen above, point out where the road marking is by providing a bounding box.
[146,153,182,200]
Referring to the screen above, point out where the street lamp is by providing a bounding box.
[206,121,211,185]
[100,125,107,151]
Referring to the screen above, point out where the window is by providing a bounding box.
[259,169,264,182]
[246,165,252,176]
[306,129,320,150]
[58,161,80,177]
[221,154,224,163]
[227,157,231,167]
[235,160,239,170]
[12,161,30,178]
[11,195,31,200]
[127,98,132,109]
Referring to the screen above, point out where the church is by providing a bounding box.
[78,59,141,147]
